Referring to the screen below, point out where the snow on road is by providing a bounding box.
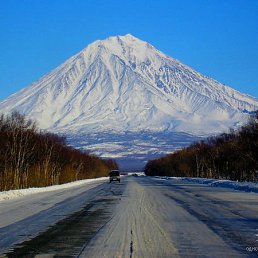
[81,178,179,258]
[0,178,108,254]
[80,176,258,258]
[1,176,258,257]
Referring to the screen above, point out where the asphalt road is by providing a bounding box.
[80,176,258,258]
[2,176,258,257]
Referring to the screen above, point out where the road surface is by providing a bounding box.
[1,176,258,257]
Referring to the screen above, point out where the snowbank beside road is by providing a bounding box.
[154,176,258,193]
[0,177,108,202]
[176,177,258,193]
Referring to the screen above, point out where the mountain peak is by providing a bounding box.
[0,35,258,136]
[119,33,140,41]
[101,34,148,50]
[124,33,136,38]
[105,33,143,42]
[85,33,167,68]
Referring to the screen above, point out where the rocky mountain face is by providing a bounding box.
[1,34,257,169]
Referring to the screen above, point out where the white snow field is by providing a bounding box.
[1,176,258,257]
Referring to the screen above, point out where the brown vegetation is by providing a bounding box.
[0,112,118,191]
[145,112,258,182]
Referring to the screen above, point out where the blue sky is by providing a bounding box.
[0,0,258,100]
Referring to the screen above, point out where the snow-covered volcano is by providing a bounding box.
[1,34,258,169]
[1,34,257,134]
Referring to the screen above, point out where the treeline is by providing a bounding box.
[145,112,258,182]
[0,112,118,191]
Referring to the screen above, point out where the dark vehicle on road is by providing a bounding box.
[109,170,120,183]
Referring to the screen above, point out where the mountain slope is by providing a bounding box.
[1,34,257,135]
[1,34,258,169]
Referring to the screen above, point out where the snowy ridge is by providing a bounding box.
[0,34,257,135]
